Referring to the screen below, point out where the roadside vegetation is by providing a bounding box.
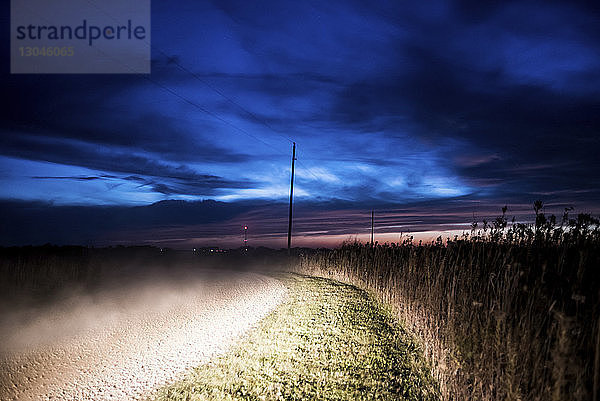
[4,201,598,400]
[153,273,439,401]
[297,202,600,401]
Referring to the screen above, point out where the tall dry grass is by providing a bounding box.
[296,203,600,401]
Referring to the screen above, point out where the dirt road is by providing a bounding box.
[0,270,286,401]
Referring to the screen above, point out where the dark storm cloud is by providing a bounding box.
[0,135,252,194]
[326,59,600,200]
[32,176,108,181]
[313,0,600,204]
[0,71,250,164]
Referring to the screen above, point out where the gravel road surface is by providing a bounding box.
[0,270,286,401]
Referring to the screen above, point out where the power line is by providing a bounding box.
[84,0,329,184]
[154,51,295,146]
[140,75,286,155]
[295,147,326,182]
[83,0,292,152]
[151,56,331,182]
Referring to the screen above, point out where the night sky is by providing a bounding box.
[1,0,599,248]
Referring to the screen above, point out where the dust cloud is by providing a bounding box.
[0,250,288,400]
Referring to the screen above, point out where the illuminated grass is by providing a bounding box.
[153,273,439,401]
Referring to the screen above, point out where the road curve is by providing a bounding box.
[0,270,287,401]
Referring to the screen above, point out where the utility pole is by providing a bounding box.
[244,225,248,251]
[287,142,296,255]
[371,209,374,247]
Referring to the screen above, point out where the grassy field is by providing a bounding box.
[152,273,439,401]
[297,204,600,401]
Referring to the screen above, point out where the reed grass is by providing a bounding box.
[296,203,600,401]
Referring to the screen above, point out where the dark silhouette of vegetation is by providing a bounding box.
[0,245,291,308]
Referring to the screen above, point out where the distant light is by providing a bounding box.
[193,248,196,252]
[244,226,248,230]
